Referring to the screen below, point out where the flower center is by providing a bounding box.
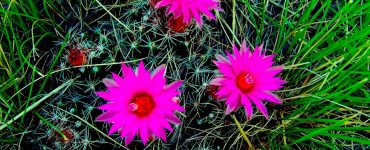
[128,93,155,117]
[236,72,255,93]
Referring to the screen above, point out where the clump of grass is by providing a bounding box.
[1,0,369,149]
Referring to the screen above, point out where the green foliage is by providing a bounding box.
[1,0,369,149]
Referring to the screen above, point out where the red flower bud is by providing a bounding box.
[68,48,87,66]
[167,16,188,33]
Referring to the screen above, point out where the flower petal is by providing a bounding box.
[151,64,167,90]
[96,91,112,101]
[190,7,202,27]
[197,5,216,20]
[140,124,149,145]
[209,77,224,85]
[215,54,229,63]
[103,78,118,88]
[165,80,183,91]
[123,129,135,146]
[213,61,234,78]
[112,72,124,85]
[249,95,269,119]
[108,122,123,135]
[233,44,241,60]
[253,91,282,104]
[98,103,122,111]
[182,4,191,24]
[121,62,136,79]
[215,86,232,99]
[167,1,179,14]
[152,64,166,79]
[241,95,253,119]
[151,120,167,142]
[166,114,182,124]
[137,61,150,78]
[155,0,171,8]
[96,111,116,122]
[162,121,173,132]
[225,93,239,114]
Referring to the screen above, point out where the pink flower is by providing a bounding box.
[95,61,184,145]
[210,40,286,119]
[155,0,222,27]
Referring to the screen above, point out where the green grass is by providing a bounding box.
[1,0,62,135]
[1,0,369,149]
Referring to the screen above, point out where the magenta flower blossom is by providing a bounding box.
[210,40,286,119]
[155,0,222,27]
[95,61,184,145]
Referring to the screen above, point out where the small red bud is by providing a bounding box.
[68,48,87,66]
